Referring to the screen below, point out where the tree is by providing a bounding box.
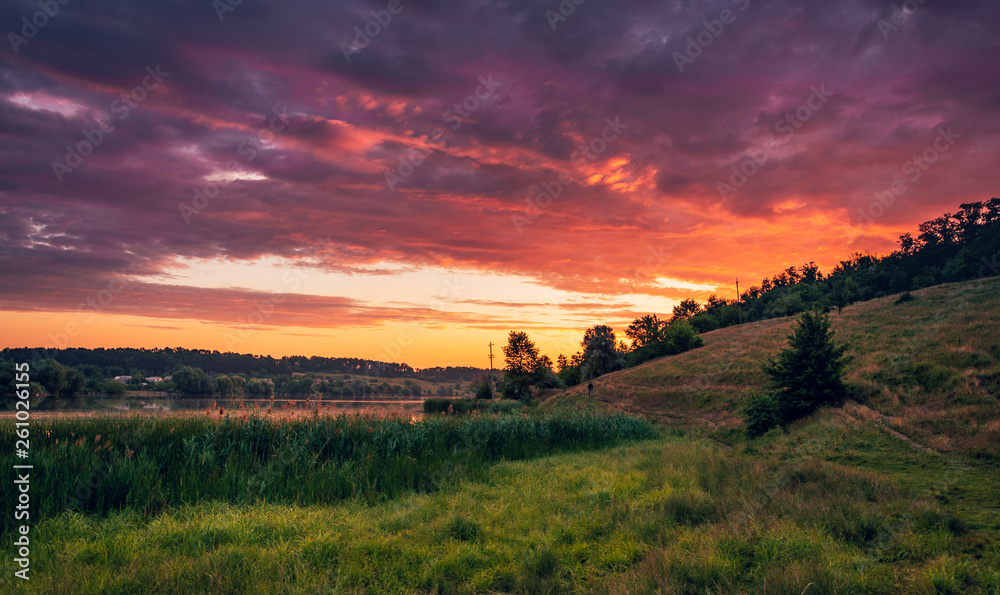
[828,277,858,314]
[625,319,703,367]
[532,355,564,389]
[0,361,16,395]
[625,314,666,349]
[671,299,702,321]
[214,374,244,396]
[502,331,540,400]
[765,311,851,424]
[556,352,584,387]
[102,378,127,396]
[245,379,273,397]
[468,376,494,399]
[33,359,83,397]
[172,366,214,395]
[580,325,624,380]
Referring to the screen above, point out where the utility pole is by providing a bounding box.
[736,277,742,325]
[488,342,495,398]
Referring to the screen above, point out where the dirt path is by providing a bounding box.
[842,404,943,456]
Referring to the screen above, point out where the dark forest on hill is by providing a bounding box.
[676,198,1000,332]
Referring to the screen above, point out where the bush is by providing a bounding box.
[741,390,779,438]
[423,398,476,414]
[468,376,495,399]
[485,399,524,415]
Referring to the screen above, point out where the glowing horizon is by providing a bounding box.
[2,0,997,368]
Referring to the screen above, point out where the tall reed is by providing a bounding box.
[0,408,655,534]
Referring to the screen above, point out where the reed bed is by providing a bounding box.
[1,406,656,534]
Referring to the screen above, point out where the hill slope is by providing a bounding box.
[548,275,1000,458]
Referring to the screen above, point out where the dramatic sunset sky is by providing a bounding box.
[1,0,998,368]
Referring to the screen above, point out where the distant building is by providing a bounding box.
[145,376,163,383]
[114,375,132,383]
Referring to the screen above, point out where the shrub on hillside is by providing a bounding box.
[765,310,851,424]
[741,390,779,438]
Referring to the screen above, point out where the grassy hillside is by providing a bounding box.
[546,275,1000,459]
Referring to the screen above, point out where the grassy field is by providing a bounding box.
[3,276,998,592]
[3,415,997,593]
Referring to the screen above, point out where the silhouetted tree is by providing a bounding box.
[671,299,702,321]
[580,325,624,380]
[625,314,666,349]
[502,331,540,400]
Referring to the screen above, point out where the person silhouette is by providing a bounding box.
[588,382,593,397]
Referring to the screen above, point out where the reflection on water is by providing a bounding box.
[0,394,425,415]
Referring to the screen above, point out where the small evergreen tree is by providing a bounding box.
[765,310,851,424]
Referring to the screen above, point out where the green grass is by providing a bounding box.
[0,408,656,537]
[4,416,998,593]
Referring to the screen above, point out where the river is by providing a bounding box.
[0,394,426,416]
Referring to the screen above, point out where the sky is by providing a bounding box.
[1,0,998,369]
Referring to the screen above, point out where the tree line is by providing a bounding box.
[0,358,466,399]
[675,198,1000,332]
[0,346,479,380]
[0,346,485,393]
[496,317,704,400]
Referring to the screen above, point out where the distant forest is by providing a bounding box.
[0,346,483,384]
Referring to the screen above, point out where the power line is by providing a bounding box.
[736,277,742,325]
[488,342,495,398]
